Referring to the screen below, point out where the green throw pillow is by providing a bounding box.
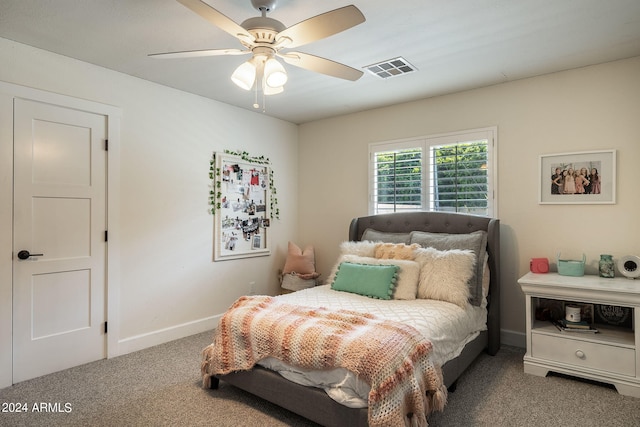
[331,262,398,300]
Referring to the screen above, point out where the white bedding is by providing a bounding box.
[257,285,487,408]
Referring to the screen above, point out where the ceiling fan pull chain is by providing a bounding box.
[253,83,259,109]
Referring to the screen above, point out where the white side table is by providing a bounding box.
[518,272,640,397]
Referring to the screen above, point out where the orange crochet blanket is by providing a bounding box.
[201,295,447,426]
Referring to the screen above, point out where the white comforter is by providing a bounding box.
[257,285,487,408]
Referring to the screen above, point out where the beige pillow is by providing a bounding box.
[415,247,475,308]
[374,243,420,260]
[283,241,315,274]
[326,254,420,300]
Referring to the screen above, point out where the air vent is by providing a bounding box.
[364,57,417,79]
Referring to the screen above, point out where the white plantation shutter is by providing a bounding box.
[369,128,497,216]
[371,144,423,214]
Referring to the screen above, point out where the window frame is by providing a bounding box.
[368,127,498,217]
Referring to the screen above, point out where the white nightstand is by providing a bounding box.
[518,272,640,398]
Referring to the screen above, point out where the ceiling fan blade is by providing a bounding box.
[280,52,363,81]
[177,0,254,42]
[149,48,249,59]
[275,5,365,49]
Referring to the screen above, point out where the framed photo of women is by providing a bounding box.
[214,152,271,260]
[539,149,616,204]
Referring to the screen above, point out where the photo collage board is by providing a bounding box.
[214,153,271,261]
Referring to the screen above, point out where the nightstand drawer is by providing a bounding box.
[532,333,636,376]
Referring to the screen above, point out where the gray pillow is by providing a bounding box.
[361,228,411,244]
[409,230,488,306]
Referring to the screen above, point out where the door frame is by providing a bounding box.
[0,81,122,388]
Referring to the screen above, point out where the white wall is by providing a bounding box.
[0,37,299,386]
[298,56,640,347]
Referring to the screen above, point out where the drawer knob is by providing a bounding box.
[575,350,586,359]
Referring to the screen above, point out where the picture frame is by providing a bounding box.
[539,149,616,204]
[214,152,271,261]
[594,304,634,330]
[252,234,262,250]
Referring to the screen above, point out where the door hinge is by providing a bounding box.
[105,139,109,151]
[104,321,108,334]
[105,230,108,242]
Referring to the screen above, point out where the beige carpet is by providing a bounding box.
[1,330,638,426]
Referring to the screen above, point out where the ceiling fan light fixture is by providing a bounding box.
[231,60,257,90]
[263,84,284,95]
[264,57,287,88]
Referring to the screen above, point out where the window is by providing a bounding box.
[369,127,497,216]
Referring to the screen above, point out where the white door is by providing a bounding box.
[13,98,107,383]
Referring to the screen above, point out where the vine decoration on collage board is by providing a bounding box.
[209,149,280,219]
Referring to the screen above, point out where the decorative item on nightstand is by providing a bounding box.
[565,305,581,322]
[599,254,615,278]
[617,255,640,279]
[530,258,549,274]
[557,253,585,277]
[595,304,634,328]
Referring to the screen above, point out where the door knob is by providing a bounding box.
[17,250,44,260]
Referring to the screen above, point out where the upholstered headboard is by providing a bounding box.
[348,211,500,355]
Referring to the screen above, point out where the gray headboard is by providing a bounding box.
[348,211,500,355]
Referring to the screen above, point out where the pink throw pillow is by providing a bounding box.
[283,241,316,275]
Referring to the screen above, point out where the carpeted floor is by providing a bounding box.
[1,330,639,426]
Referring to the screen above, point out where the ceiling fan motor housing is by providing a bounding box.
[241,17,285,43]
[251,0,277,13]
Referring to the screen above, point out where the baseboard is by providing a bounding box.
[116,314,221,356]
[501,328,526,348]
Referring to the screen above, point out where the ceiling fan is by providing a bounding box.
[150,0,365,105]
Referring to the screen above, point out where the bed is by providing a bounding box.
[203,211,500,426]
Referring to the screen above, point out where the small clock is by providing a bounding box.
[617,255,640,279]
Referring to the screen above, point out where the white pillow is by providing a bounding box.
[410,230,487,306]
[415,247,475,308]
[326,254,420,300]
[339,240,377,258]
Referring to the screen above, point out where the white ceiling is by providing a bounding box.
[1,0,639,124]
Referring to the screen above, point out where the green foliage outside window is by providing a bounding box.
[375,149,422,208]
[375,141,488,214]
[432,141,488,213]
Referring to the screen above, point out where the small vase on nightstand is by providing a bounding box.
[599,254,615,278]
